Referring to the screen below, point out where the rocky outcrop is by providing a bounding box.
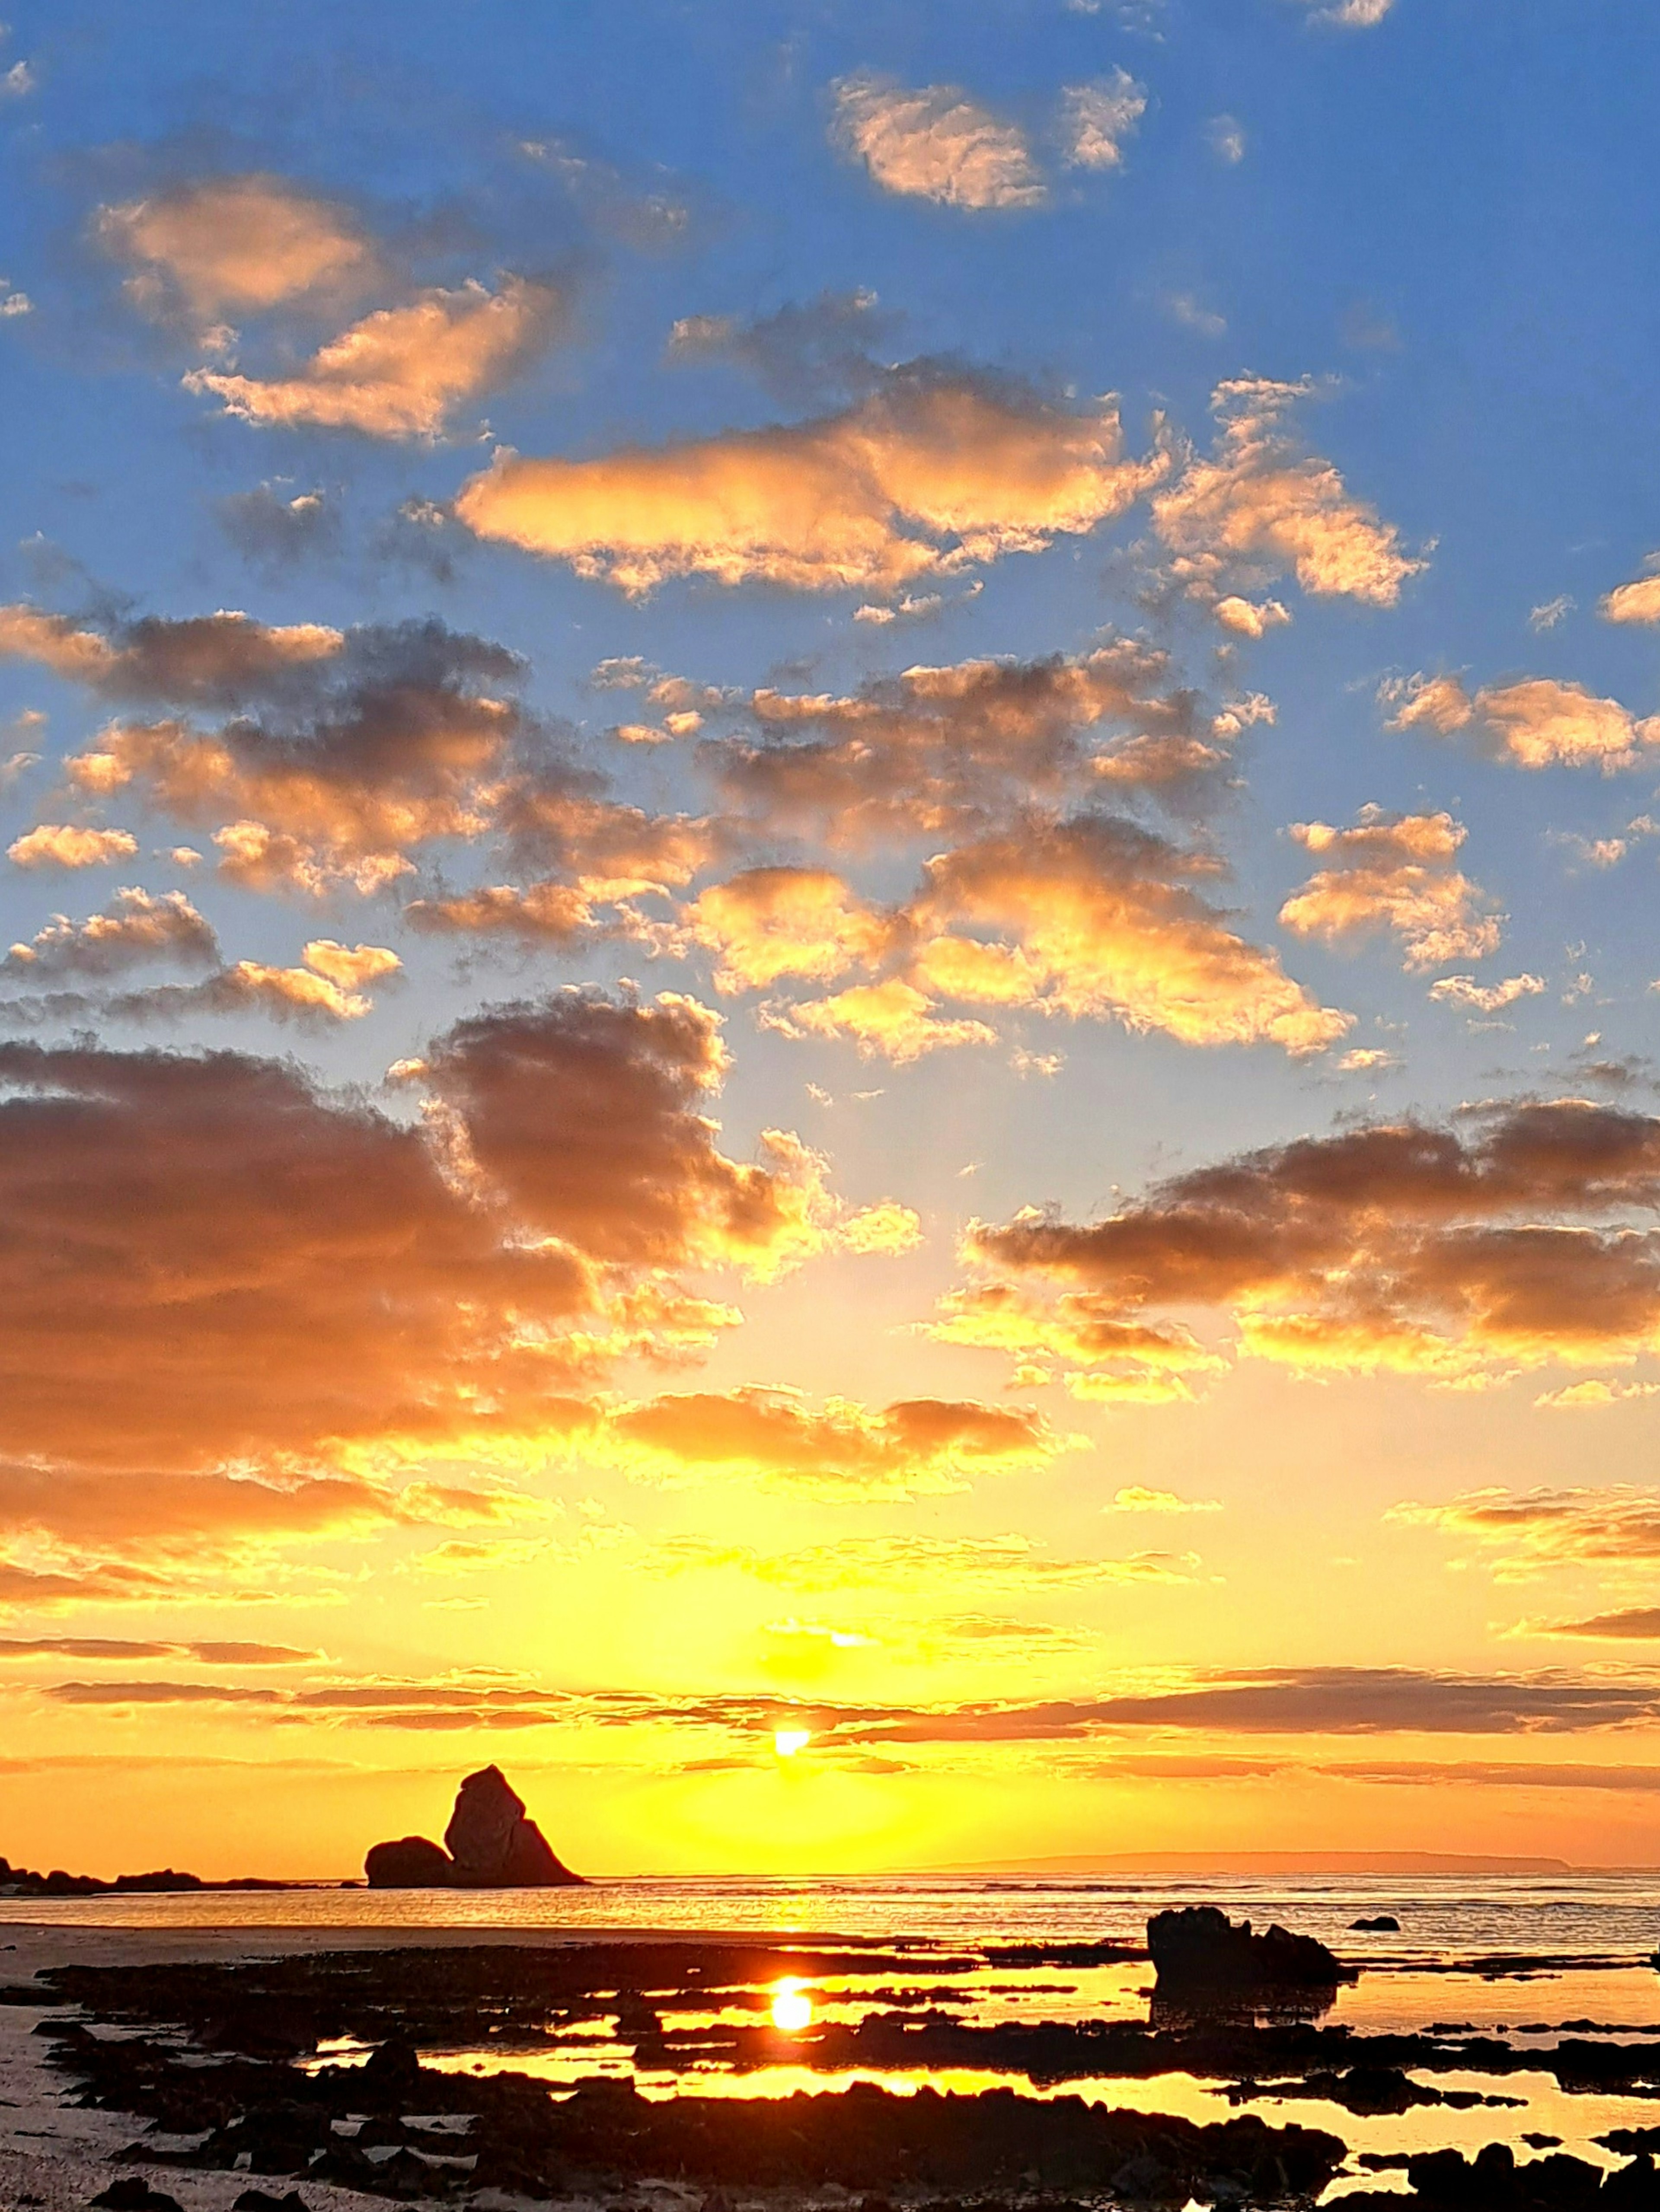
[363,1766,583,1888]
[1147,1904,1353,1992]
[363,1836,455,1889]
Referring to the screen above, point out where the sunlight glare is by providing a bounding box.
[770,1978,814,2033]
[773,1728,811,1757]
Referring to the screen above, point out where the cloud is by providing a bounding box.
[1294,0,1394,23]
[950,1097,1660,1396]
[1047,1664,1660,1737]
[0,1637,318,1662]
[1537,1607,1660,1639]
[910,813,1350,1054]
[1601,569,1660,626]
[7,824,138,869]
[1386,672,1660,772]
[1059,72,1148,170]
[1154,377,1424,612]
[1428,972,1546,1015]
[1207,115,1246,164]
[1535,1377,1660,1409]
[95,174,379,328]
[587,1387,1072,1499]
[766,978,1000,1062]
[830,73,1046,210]
[217,484,342,570]
[408,990,837,1280]
[18,614,534,895]
[648,1530,1199,1592]
[683,869,898,994]
[667,290,896,407]
[1389,1485,1660,1578]
[184,275,565,439]
[0,993,838,1493]
[1279,806,1502,972]
[454,368,1165,596]
[0,602,344,704]
[3,887,218,978]
[701,642,1217,846]
[1108,1485,1221,1512]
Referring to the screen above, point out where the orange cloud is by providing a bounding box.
[591,1387,1072,1498]
[0,993,840,1492]
[830,73,1046,210]
[94,174,379,326]
[7,824,138,869]
[764,976,999,1061]
[1279,806,1502,971]
[186,276,565,439]
[0,604,343,702]
[1059,73,1148,171]
[683,868,897,992]
[953,1098,1660,1397]
[455,370,1165,596]
[1154,378,1424,610]
[912,814,1350,1052]
[3,887,218,978]
[1601,569,1660,625]
[1387,672,1660,771]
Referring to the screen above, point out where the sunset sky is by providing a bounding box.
[6,0,1660,1879]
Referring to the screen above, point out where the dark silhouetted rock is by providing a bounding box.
[364,1834,455,1889]
[443,1765,582,1886]
[233,2194,312,2212]
[89,2183,185,2212]
[361,2034,423,2099]
[1352,1913,1401,1931]
[1148,1905,1354,1992]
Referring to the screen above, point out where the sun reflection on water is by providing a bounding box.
[770,1977,814,2033]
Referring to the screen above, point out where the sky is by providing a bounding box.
[4,0,1660,1879]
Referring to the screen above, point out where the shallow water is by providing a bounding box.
[18,1871,1660,2195]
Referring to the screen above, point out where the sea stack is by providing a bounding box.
[364,1766,584,1887]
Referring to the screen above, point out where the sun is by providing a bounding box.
[773,1727,811,1757]
[770,1978,814,2033]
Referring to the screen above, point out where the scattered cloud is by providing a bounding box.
[455,367,1165,596]
[1389,1485,1660,1578]
[1207,115,1246,164]
[667,290,896,407]
[949,1097,1660,1396]
[217,484,342,569]
[1428,972,1546,1015]
[1280,806,1502,972]
[1600,566,1660,626]
[3,887,218,979]
[1155,377,1425,615]
[8,824,139,869]
[95,174,380,329]
[1387,672,1660,773]
[1058,72,1148,171]
[185,276,565,439]
[1530,595,1574,633]
[830,73,1046,210]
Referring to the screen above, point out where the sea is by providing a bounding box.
[8,1873,1660,2191]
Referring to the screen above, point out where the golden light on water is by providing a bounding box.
[773,1728,811,1758]
[770,1978,814,2033]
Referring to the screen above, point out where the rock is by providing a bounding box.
[233,2195,312,2212]
[89,2184,184,2212]
[1147,1905,1354,1992]
[364,1834,455,1889]
[443,1766,582,1887]
[1351,1914,1401,1932]
[361,2034,423,2100]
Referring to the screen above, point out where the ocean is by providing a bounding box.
[10,1873,1660,2185]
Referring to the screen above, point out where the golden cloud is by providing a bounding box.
[455,370,1165,595]
[1155,377,1424,610]
[185,275,565,439]
[7,824,138,869]
[1279,806,1502,972]
[3,887,218,978]
[951,1098,1660,1397]
[1387,672,1660,771]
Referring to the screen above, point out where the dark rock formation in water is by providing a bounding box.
[362,1835,455,1888]
[0,1853,208,1897]
[1353,1912,1402,1931]
[363,1765,583,1887]
[1147,1904,1353,1992]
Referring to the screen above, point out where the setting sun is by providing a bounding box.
[773,1729,811,1759]
[770,1979,814,2034]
